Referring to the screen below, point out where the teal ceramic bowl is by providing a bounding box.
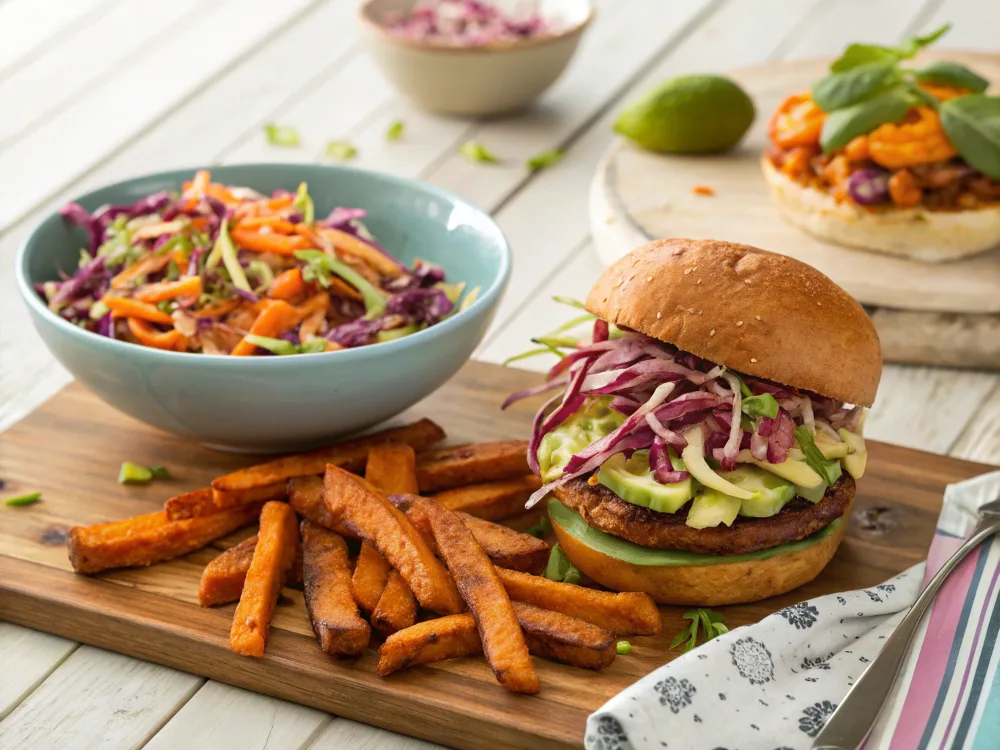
[16,164,510,451]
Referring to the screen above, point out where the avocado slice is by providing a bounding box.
[686,488,741,529]
[816,439,850,460]
[736,449,824,490]
[548,498,842,567]
[838,428,868,479]
[537,396,626,481]
[598,451,694,513]
[720,466,796,517]
[795,481,829,503]
[681,425,752,500]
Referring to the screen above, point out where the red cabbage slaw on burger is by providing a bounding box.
[505,239,882,606]
[43,170,477,355]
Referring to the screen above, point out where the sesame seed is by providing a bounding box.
[656,312,662,319]
[696,279,702,284]
[744,279,751,285]
[646,276,653,282]
[710,329,715,336]
[688,307,696,314]
[736,321,743,327]
[750,358,758,363]
[606,216,615,225]
[684,268,692,275]
[755,315,761,320]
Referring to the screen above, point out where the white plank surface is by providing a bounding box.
[2,0,998,748]
[0,624,77,721]
[145,682,331,750]
[0,647,201,749]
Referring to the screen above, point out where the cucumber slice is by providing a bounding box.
[598,451,694,513]
[719,466,796,517]
[686,488,741,529]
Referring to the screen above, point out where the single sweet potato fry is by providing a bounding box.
[288,476,354,537]
[352,541,391,614]
[513,602,616,670]
[431,475,543,521]
[230,502,299,657]
[377,615,481,676]
[496,568,661,637]
[377,603,615,676]
[458,514,549,574]
[301,520,371,657]
[68,505,262,575]
[392,495,549,574]
[371,570,418,634]
[212,481,287,511]
[323,465,463,615]
[422,498,538,694]
[416,441,529,493]
[212,419,446,495]
[198,534,303,607]
[164,487,216,520]
[365,441,419,495]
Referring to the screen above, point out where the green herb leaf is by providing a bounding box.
[264,124,301,147]
[326,141,357,160]
[244,334,299,356]
[533,335,582,349]
[741,393,779,420]
[459,140,499,164]
[616,640,633,655]
[247,259,275,292]
[819,88,913,152]
[669,627,691,650]
[671,609,727,652]
[830,44,899,73]
[544,313,597,338]
[118,461,153,485]
[294,249,386,318]
[149,465,170,479]
[552,296,588,309]
[527,149,564,171]
[940,94,1000,180]
[214,220,252,292]
[915,61,989,94]
[5,492,41,507]
[386,120,405,141]
[812,61,898,112]
[293,182,315,225]
[732,372,753,398]
[502,347,559,366]
[794,427,842,485]
[895,23,951,58]
[165,260,180,282]
[544,545,582,585]
[524,515,551,538]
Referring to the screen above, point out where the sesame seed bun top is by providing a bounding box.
[585,238,882,406]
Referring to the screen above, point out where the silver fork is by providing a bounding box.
[812,497,1000,750]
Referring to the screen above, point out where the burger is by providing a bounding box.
[761,33,1000,262]
[506,239,882,606]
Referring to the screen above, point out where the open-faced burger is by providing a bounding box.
[762,26,1000,262]
[506,239,882,606]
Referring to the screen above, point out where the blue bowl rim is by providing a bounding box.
[15,163,512,369]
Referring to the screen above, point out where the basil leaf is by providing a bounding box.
[940,95,1000,180]
[830,44,899,73]
[813,62,898,111]
[742,393,779,420]
[915,61,989,94]
[795,427,841,485]
[895,23,951,58]
[820,88,913,152]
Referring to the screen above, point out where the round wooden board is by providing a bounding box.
[589,52,1000,316]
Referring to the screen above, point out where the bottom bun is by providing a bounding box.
[761,157,1000,262]
[552,510,848,606]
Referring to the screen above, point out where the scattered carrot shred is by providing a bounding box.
[692,185,715,197]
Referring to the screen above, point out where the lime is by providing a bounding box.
[614,75,755,154]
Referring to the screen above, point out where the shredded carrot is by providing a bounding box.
[240,216,297,233]
[293,292,329,323]
[127,318,188,351]
[328,277,364,301]
[231,228,310,256]
[102,296,174,324]
[133,221,185,241]
[298,309,326,342]
[135,276,202,304]
[268,268,307,301]
[191,217,210,231]
[205,183,237,204]
[110,253,172,290]
[231,300,300,356]
[185,170,211,198]
[268,196,293,211]
[196,298,241,319]
[319,227,403,279]
[692,185,715,197]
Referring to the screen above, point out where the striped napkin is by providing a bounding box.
[584,470,1000,750]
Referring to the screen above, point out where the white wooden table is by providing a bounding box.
[1,0,998,747]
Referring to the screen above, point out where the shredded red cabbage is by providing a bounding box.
[508,322,858,507]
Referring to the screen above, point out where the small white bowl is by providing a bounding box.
[359,0,593,117]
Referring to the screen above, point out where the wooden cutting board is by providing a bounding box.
[0,361,991,750]
[589,52,1000,369]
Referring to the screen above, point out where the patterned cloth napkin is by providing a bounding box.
[584,470,1000,750]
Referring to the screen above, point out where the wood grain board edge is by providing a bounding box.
[0,556,579,750]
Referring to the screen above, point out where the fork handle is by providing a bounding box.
[812,517,1000,750]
